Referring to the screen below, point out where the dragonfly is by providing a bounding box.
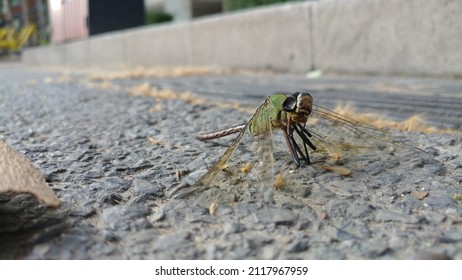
[172,92,422,199]
[197,92,318,167]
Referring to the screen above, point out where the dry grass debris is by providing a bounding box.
[89,66,225,81]
[332,104,455,134]
[129,83,254,114]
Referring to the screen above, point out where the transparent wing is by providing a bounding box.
[251,101,275,203]
[171,100,276,200]
[306,104,428,163]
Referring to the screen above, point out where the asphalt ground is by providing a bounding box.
[0,63,461,259]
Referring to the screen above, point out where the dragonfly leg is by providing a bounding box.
[295,124,317,151]
[290,125,311,165]
[282,126,301,167]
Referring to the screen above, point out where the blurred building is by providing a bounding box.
[46,0,223,44]
[48,0,145,43]
[48,0,87,43]
[1,0,300,47]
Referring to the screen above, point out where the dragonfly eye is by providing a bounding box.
[283,95,297,112]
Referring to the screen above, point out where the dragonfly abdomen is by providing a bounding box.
[196,125,246,141]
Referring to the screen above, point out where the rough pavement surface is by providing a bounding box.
[0,64,461,259]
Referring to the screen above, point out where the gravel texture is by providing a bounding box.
[0,64,461,259]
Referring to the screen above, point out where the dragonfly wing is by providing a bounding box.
[169,124,249,199]
[250,102,275,203]
[308,104,428,163]
[171,99,279,202]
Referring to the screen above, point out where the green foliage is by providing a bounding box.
[145,11,173,25]
[223,0,297,11]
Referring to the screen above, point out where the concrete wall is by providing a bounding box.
[23,0,462,77]
[188,3,312,72]
[313,0,462,77]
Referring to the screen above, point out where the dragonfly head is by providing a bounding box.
[283,92,313,116]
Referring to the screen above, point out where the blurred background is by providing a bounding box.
[1,0,460,78]
[0,0,299,54]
